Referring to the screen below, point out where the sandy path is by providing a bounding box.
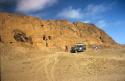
[1,50,125,81]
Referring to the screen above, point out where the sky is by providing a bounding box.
[0,0,125,44]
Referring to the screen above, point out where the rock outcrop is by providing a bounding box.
[0,12,118,48]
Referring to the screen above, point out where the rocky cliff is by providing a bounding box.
[0,12,117,49]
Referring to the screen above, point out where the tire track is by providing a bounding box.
[50,54,59,81]
[44,54,61,81]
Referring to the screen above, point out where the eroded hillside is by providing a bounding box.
[0,12,117,48]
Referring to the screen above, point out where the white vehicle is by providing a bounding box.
[70,43,86,53]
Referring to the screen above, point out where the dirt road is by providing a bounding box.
[1,45,125,81]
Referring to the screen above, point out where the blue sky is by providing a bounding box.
[0,0,125,44]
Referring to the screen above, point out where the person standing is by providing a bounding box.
[65,45,68,52]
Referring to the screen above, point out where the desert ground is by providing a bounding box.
[1,43,125,81]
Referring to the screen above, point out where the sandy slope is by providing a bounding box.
[1,44,125,81]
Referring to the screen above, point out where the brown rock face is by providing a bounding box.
[0,12,117,48]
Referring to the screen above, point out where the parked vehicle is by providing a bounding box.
[70,43,86,53]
